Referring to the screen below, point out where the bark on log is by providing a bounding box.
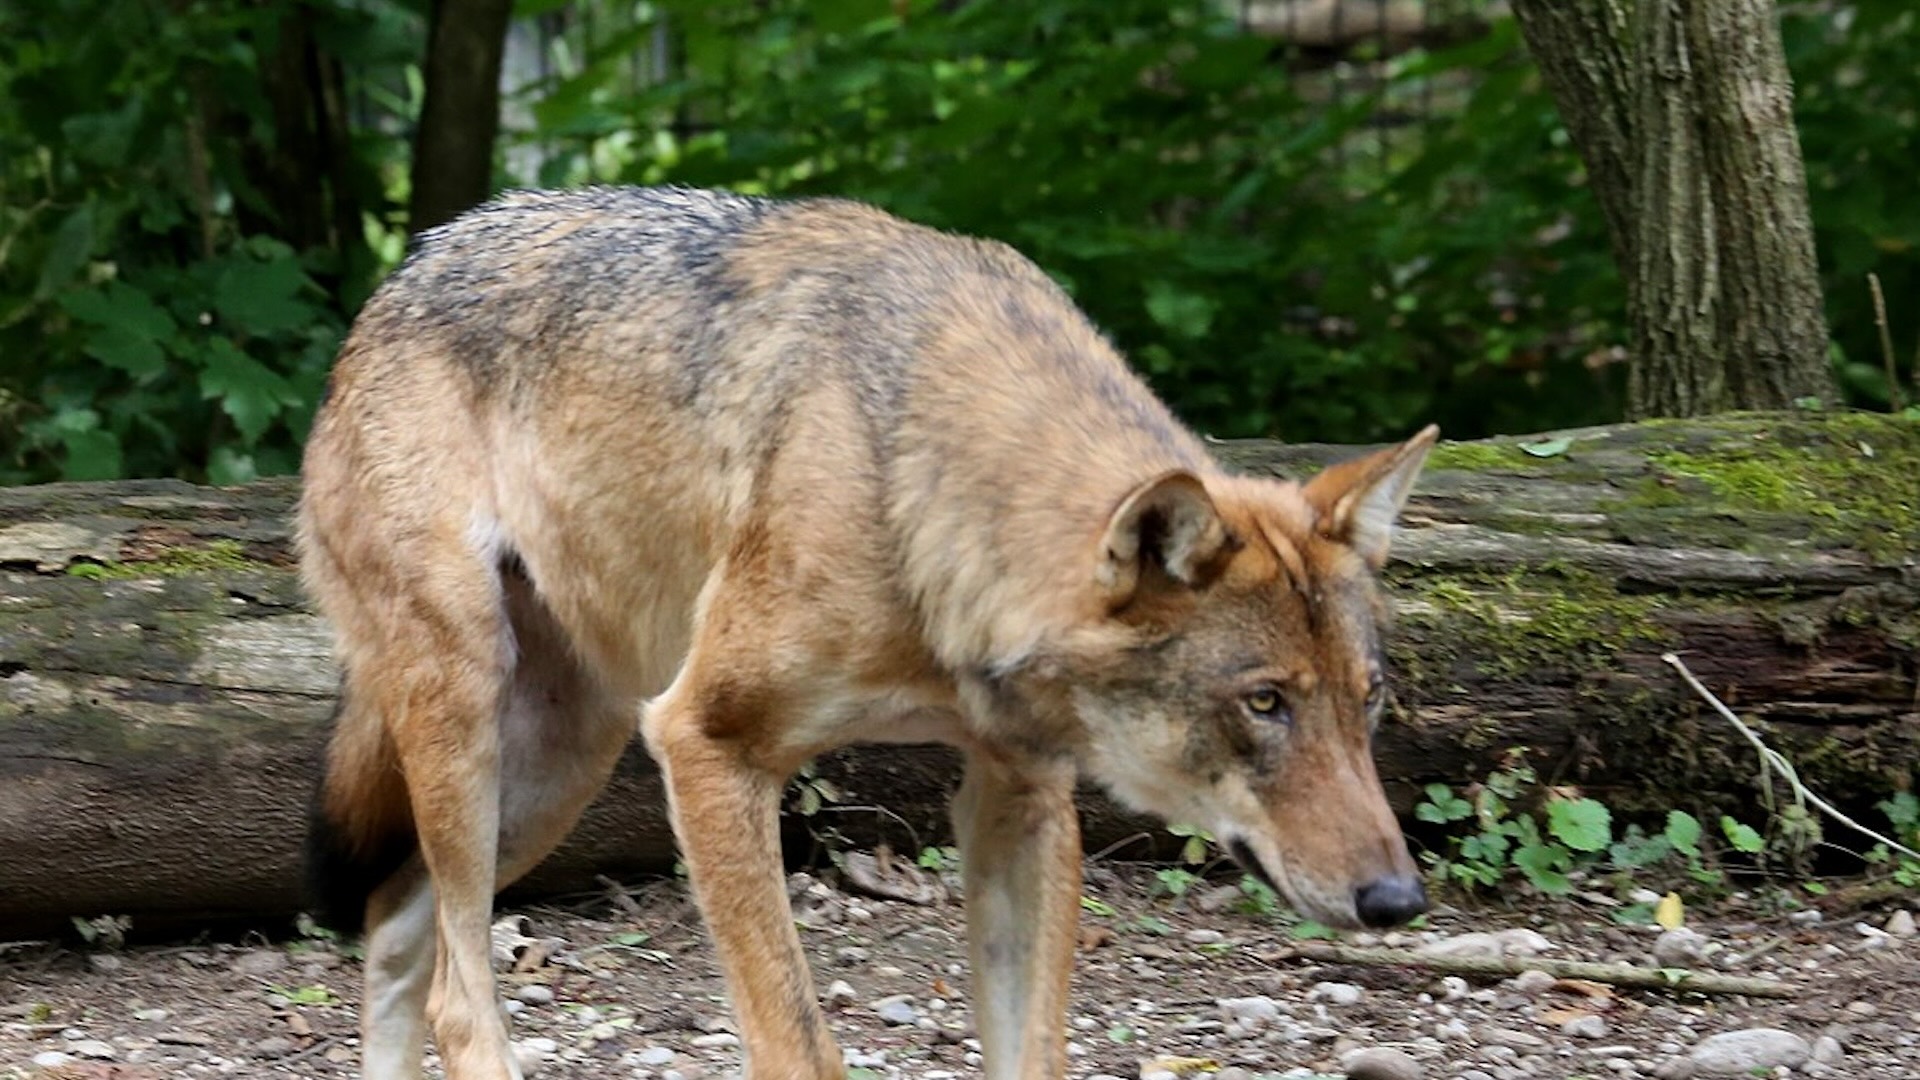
[2,414,1915,930]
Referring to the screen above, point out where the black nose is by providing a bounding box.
[1354,875,1428,928]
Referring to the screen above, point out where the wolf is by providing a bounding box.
[300,185,1436,1080]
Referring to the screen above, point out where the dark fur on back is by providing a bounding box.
[304,698,416,935]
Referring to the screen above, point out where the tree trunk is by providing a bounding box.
[1510,0,1838,419]
[1,415,1915,929]
[407,0,514,234]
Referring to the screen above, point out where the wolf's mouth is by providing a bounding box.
[1226,837,1279,893]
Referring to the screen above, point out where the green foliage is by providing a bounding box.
[1864,792,1920,887]
[526,0,1620,444]
[0,0,415,483]
[6,0,1916,484]
[1414,749,1773,899]
[1784,3,1920,406]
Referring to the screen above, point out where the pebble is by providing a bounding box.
[1563,1015,1611,1039]
[824,979,857,1008]
[1310,981,1365,1006]
[1886,909,1916,938]
[1416,928,1551,960]
[31,1051,74,1069]
[1688,1028,1812,1074]
[1482,1027,1550,1050]
[635,1046,676,1066]
[1811,1034,1845,1064]
[69,1039,118,1059]
[690,1032,739,1049]
[1217,995,1281,1027]
[131,1007,169,1022]
[871,995,918,1026]
[1651,928,1709,968]
[515,983,556,1005]
[1340,1045,1425,1080]
[1507,969,1557,996]
[1184,928,1225,945]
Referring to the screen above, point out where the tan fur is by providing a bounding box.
[300,186,1438,1080]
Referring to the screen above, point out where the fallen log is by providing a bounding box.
[1,413,1915,929]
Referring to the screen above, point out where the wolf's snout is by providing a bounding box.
[1353,874,1428,928]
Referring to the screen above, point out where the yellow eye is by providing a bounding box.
[1244,687,1289,722]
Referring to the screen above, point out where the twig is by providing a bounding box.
[1662,652,1920,860]
[596,874,645,919]
[277,1035,342,1069]
[1279,942,1798,999]
[1868,274,1904,412]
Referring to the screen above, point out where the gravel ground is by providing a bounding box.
[4,863,1916,1080]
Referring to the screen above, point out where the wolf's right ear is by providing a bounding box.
[1097,471,1233,607]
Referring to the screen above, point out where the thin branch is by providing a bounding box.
[1662,652,1920,860]
[1869,273,1904,412]
[1278,942,1798,999]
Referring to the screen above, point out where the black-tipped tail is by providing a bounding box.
[305,781,414,935]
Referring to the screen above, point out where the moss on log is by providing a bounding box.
[1,413,1915,928]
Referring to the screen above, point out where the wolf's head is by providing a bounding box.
[1034,427,1437,929]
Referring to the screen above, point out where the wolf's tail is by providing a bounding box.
[305,687,416,934]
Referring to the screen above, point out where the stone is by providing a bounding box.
[690,1032,739,1049]
[1508,969,1557,996]
[515,983,555,1005]
[1651,928,1709,968]
[1309,981,1365,1006]
[1217,995,1281,1028]
[1415,929,1551,960]
[229,949,287,976]
[824,979,857,1008]
[871,995,918,1026]
[636,1046,676,1066]
[1886,909,1916,938]
[1688,1028,1812,1074]
[1563,1015,1611,1040]
[1340,1046,1425,1080]
[1811,1035,1845,1065]
[251,1036,296,1057]
[69,1039,118,1059]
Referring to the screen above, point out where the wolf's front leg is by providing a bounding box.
[647,700,844,1079]
[952,749,1082,1080]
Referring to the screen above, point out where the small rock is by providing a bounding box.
[31,1051,74,1069]
[1310,981,1365,1007]
[871,995,918,1026]
[1563,1015,1611,1040]
[635,1046,676,1066]
[1184,928,1225,945]
[1340,1046,1425,1080]
[689,1031,739,1049]
[1481,1027,1550,1050]
[1811,1035,1844,1065]
[229,949,287,976]
[1142,1072,1179,1080]
[1688,1028,1812,1074]
[131,1008,169,1022]
[512,1037,558,1074]
[1651,1060,1695,1080]
[1508,969,1557,996]
[515,984,556,1005]
[1217,995,1281,1028]
[87,954,124,974]
[1651,928,1709,968]
[1788,909,1824,926]
[1886,909,1916,938]
[824,979,857,1008]
[252,1036,296,1058]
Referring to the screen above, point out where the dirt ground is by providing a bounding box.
[3,861,1916,1080]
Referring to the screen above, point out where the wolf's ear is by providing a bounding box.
[1303,425,1439,569]
[1097,471,1233,606]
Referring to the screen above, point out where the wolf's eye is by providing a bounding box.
[1242,686,1290,724]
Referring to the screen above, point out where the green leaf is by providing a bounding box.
[1664,810,1703,856]
[1144,279,1216,340]
[1518,436,1573,458]
[1512,842,1572,893]
[62,282,178,379]
[36,204,95,299]
[199,339,296,444]
[1079,895,1116,917]
[1547,798,1612,852]
[1721,816,1765,854]
[215,255,314,335]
